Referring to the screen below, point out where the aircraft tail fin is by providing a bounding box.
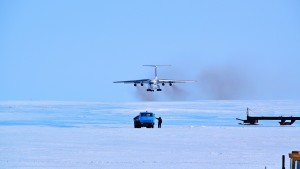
[142,65,171,78]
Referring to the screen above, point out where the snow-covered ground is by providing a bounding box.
[0,101,299,169]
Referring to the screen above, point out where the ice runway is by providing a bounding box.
[0,101,299,168]
[1,126,299,169]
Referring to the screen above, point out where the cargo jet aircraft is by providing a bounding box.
[114,65,196,92]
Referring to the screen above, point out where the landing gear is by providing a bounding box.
[157,89,162,91]
[146,89,154,92]
[169,83,172,86]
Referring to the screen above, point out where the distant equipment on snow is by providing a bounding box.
[236,108,300,125]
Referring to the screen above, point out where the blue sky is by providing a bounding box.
[1,0,300,102]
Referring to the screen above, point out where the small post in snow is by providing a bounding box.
[282,155,285,169]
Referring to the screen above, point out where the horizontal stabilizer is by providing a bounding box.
[143,65,171,67]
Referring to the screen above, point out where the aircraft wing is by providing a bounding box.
[113,79,151,84]
[158,79,196,83]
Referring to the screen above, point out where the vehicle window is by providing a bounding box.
[141,113,153,117]
[296,160,300,169]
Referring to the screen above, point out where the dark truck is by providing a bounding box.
[133,111,155,128]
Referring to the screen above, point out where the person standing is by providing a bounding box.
[156,117,162,128]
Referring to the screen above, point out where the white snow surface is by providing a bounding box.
[0,100,299,169]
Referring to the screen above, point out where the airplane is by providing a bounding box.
[113,65,196,92]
